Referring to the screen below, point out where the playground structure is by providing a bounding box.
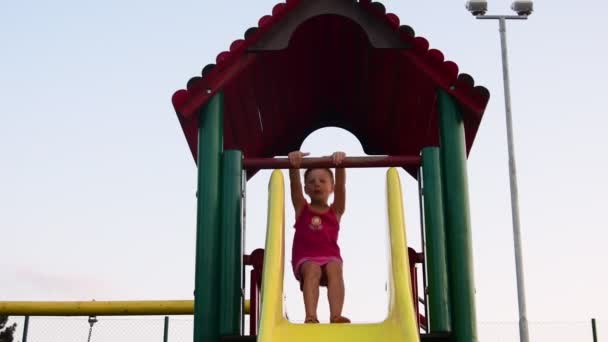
[1,1,492,341]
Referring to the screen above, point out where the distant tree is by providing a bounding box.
[0,316,16,342]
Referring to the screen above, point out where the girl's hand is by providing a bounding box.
[288,151,309,168]
[332,151,346,166]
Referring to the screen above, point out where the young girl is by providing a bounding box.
[288,150,350,324]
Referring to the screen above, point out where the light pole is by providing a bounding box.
[465,1,533,342]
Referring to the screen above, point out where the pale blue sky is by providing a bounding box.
[1,0,607,340]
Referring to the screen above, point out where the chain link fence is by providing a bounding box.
[5,316,603,341]
[479,320,601,341]
[7,316,193,342]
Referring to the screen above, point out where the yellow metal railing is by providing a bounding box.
[0,300,250,316]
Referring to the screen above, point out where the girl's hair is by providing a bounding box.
[304,168,334,183]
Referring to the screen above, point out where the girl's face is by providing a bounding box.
[304,169,334,203]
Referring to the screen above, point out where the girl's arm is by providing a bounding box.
[331,152,346,219]
[288,151,308,217]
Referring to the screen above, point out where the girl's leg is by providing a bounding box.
[325,261,350,323]
[300,261,322,322]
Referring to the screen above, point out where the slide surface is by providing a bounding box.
[258,169,420,342]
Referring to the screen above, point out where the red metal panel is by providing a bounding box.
[367,49,401,154]
[240,68,264,157]
[254,52,284,157]
[223,77,240,151]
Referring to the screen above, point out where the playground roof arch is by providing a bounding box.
[172,0,490,177]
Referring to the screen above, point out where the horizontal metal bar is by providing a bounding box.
[476,15,528,20]
[243,156,421,170]
[0,300,250,316]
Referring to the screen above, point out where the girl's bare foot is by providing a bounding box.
[330,315,351,324]
[304,316,320,323]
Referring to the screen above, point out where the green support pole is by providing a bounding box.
[219,150,243,336]
[421,147,451,333]
[194,92,223,342]
[437,89,478,342]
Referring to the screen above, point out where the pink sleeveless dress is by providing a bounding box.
[291,204,342,284]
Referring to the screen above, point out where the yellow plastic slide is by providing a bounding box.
[257,168,420,342]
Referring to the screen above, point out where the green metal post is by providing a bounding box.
[437,89,478,342]
[219,150,244,336]
[194,92,223,342]
[421,147,451,332]
[163,316,169,342]
[592,318,598,342]
[241,169,247,335]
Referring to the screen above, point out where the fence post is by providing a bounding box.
[163,316,169,342]
[592,318,598,342]
[21,316,30,342]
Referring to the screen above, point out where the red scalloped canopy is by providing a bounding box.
[172,0,490,176]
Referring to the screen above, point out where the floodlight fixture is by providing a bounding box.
[511,0,534,16]
[465,0,488,16]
